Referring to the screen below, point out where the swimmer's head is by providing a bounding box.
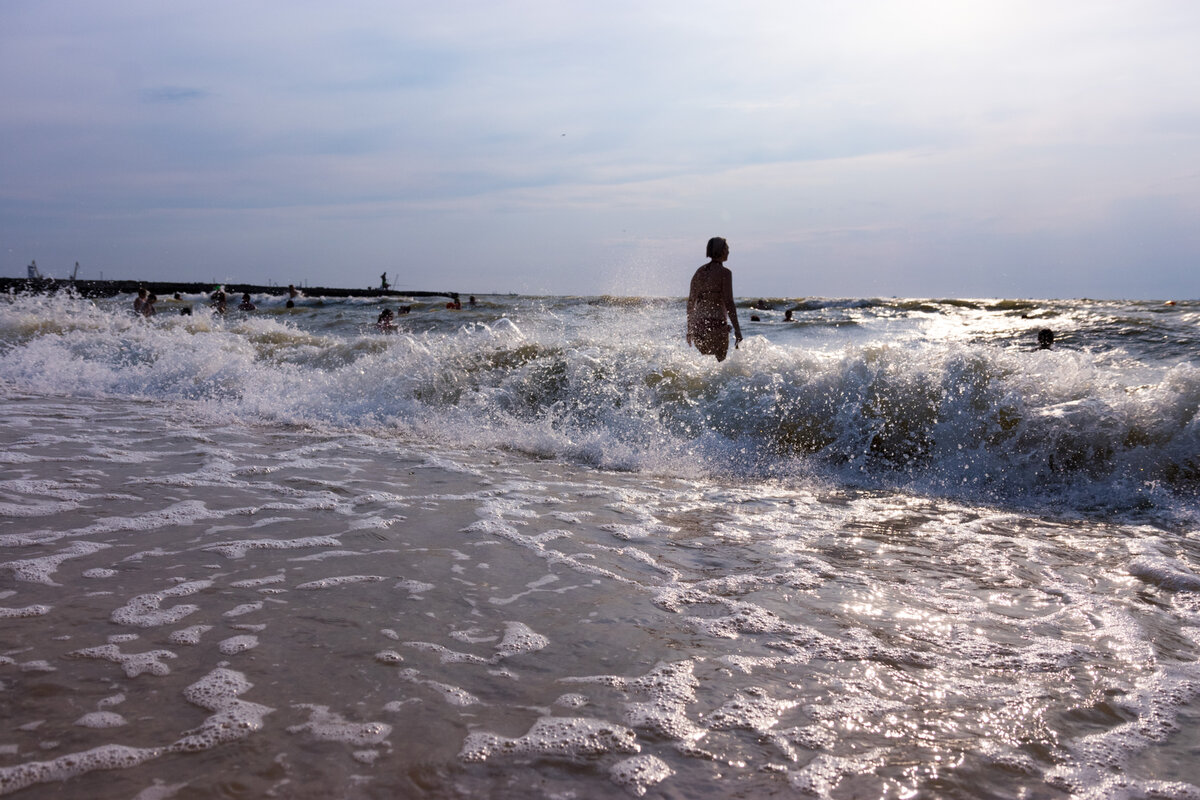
[706,237,729,260]
[1037,329,1054,349]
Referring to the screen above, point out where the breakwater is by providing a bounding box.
[0,276,459,300]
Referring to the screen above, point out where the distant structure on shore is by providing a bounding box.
[1,271,460,302]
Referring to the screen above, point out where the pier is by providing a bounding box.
[0,277,459,301]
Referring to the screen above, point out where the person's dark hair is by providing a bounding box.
[1037,328,1054,349]
[706,237,728,259]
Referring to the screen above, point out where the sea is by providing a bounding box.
[1,289,1197,799]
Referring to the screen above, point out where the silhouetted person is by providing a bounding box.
[1038,329,1054,350]
[686,237,742,362]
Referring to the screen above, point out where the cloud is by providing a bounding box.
[2,0,1199,297]
[140,86,209,104]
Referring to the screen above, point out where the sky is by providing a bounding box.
[2,1,1198,299]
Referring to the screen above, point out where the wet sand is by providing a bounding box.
[4,393,1200,798]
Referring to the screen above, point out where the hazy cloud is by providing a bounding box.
[2,0,1198,298]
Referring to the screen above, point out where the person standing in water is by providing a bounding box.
[686,237,742,362]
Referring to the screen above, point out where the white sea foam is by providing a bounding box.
[287,705,392,746]
[111,580,211,627]
[493,621,549,661]
[0,604,51,619]
[223,602,263,617]
[69,644,177,678]
[0,541,110,584]
[609,754,673,796]
[295,575,387,589]
[172,668,273,752]
[205,536,341,559]
[167,625,213,645]
[74,711,127,729]
[0,744,162,796]
[217,635,259,655]
[228,574,285,588]
[460,716,640,762]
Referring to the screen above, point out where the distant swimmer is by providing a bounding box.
[133,288,148,315]
[376,308,397,333]
[1037,328,1054,350]
[142,293,158,317]
[784,309,794,322]
[686,237,742,362]
[238,292,256,311]
[211,290,227,314]
[468,295,477,307]
[288,284,301,299]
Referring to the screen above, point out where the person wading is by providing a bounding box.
[686,236,742,362]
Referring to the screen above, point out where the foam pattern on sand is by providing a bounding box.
[1,389,1198,798]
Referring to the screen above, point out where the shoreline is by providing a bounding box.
[0,276,460,300]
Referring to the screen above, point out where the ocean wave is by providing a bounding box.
[2,292,1196,523]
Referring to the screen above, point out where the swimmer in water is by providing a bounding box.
[686,237,742,362]
[238,292,256,311]
[376,308,397,333]
[1037,328,1054,350]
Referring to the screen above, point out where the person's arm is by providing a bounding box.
[685,273,697,346]
[723,270,742,342]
